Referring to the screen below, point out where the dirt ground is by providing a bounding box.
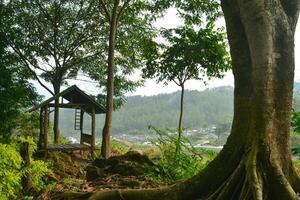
[35,150,161,200]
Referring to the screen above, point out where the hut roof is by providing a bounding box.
[29,85,106,114]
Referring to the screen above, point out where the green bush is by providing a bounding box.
[292,112,300,133]
[0,143,23,200]
[111,140,130,155]
[291,112,300,155]
[293,160,300,169]
[31,160,52,191]
[145,126,216,183]
[0,137,52,199]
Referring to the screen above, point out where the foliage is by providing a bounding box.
[143,0,230,85]
[145,126,215,183]
[0,137,52,199]
[291,112,300,155]
[46,151,86,179]
[31,160,53,191]
[143,25,231,86]
[0,63,38,142]
[15,111,40,140]
[152,0,222,25]
[291,132,300,149]
[86,0,158,109]
[0,143,23,200]
[5,0,102,95]
[292,112,300,133]
[15,137,53,191]
[97,94,127,111]
[142,4,230,137]
[61,177,85,191]
[0,2,39,142]
[111,140,130,155]
[293,160,300,169]
[292,147,300,156]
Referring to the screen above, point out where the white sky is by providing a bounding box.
[34,8,300,98]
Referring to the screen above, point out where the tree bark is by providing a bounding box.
[59,0,300,199]
[20,142,32,194]
[178,84,184,140]
[101,6,118,159]
[53,83,60,144]
[44,106,49,150]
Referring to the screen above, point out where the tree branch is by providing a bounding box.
[30,69,55,96]
[35,1,53,24]
[99,0,111,22]
[7,41,54,96]
[62,0,86,61]
[14,52,54,95]
[116,0,131,22]
[52,2,61,69]
[172,79,180,86]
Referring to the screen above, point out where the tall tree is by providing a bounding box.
[97,0,158,158]
[70,0,300,199]
[6,0,101,143]
[0,2,39,142]
[143,26,230,139]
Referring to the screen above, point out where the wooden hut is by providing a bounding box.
[29,85,106,153]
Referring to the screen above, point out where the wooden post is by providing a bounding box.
[38,108,44,149]
[20,142,32,193]
[43,106,48,150]
[80,110,84,144]
[91,107,96,155]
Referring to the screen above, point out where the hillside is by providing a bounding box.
[57,86,234,142]
[112,86,234,134]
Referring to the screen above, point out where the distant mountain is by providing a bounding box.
[112,86,234,134]
[58,86,234,139]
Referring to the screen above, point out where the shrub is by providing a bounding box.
[31,160,52,191]
[0,143,23,200]
[292,112,300,133]
[145,126,216,183]
[111,140,130,155]
[0,137,52,199]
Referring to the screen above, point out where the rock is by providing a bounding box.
[86,165,105,181]
[47,152,88,179]
[91,151,155,178]
[85,151,158,190]
[122,151,155,166]
[93,150,155,168]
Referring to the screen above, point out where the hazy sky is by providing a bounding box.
[34,9,300,98]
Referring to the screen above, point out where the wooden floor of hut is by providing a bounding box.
[46,143,91,151]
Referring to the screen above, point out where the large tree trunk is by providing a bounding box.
[101,11,118,159]
[57,0,300,199]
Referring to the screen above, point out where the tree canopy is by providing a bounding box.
[0,2,39,142]
[6,0,102,95]
[143,9,230,138]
